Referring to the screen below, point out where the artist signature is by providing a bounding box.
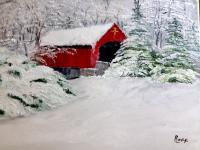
[174,135,188,143]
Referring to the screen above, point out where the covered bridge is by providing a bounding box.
[35,23,126,77]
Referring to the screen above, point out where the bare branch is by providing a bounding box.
[0,0,14,6]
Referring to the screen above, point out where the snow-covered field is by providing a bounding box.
[0,77,199,150]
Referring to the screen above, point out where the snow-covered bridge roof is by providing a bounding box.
[40,23,114,47]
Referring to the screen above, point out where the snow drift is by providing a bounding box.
[0,77,199,150]
[0,48,75,118]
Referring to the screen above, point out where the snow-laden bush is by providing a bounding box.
[0,48,75,118]
[151,66,197,83]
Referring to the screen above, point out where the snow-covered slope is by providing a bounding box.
[0,48,75,118]
[0,77,199,150]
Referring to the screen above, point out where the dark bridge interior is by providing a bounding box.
[99,42,121,62]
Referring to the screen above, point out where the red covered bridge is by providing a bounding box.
[35,23,126,77]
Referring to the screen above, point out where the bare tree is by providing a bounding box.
[0,0,45,56]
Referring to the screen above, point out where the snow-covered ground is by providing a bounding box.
[0,77,199,150]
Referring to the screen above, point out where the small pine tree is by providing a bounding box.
[152,18,197,83]
[185,23,200,52]
[105,0,155,77]
[185,23,200,72]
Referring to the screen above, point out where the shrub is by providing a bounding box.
[22,61,29,64]
[0,74,2,83]
[31,95,43,104]
[168,77,178,83]
[57,79,76,96]
[7,93,43,110]
[0,109,5,115]
[8,70,21,78]
[30,78,48,83]
[8,93,22,101]
[57,79,64,87]
[64,89,76,96]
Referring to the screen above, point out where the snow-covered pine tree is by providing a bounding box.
[105,0,155,77]
[186,23,200,52]
[152,18,197,83]
[185,23,200,72]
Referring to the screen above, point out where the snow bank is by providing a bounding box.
[0,77,199,150]
[0,48,75,118]
[40,23,113,47]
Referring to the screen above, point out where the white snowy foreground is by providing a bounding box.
[0,77,200,150]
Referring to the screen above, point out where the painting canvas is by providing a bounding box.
[0,0,200,150]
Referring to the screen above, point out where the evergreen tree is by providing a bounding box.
[186,23,200,52]
[185,23,200,73]
[152,18,197,83]
[105,0,155,77]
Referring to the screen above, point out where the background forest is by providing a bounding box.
[0,0,199,83]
